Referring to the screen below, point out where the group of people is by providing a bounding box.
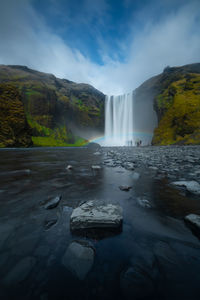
[135,139,142,147]
[126,139,143,147]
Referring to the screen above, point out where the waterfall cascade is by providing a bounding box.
[104,91,157,146]
[105,92,135,146]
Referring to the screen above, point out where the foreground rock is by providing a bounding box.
[171,181,200,195]
[62,241,94,280]
[119,185,132,191]
[70,201,123,233]
[184,214,200,238]
[44,195,61,209]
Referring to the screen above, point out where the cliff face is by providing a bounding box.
[0,65,105,147]
[135,63,200,145]
[0,84,33,147]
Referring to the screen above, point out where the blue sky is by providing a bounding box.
[0,0,200,94]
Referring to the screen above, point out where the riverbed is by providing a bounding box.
[0,146,200,300]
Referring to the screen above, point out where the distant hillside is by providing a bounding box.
[0,65,105,147]
[135,63,200,145]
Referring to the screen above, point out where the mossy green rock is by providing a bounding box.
[0,65,105,147]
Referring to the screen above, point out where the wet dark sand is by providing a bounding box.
[0,146,200,300]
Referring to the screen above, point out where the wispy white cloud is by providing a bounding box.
[0,0,200,95]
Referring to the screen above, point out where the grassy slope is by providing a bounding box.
[152,72,200,145]
[0,65,104,147]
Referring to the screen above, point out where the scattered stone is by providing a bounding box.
[44,195,61,209]
[4,257,36,285]
[66,165,73,170]
[91,165,101,170]
[137,198,151,208]
[123,162,135,170]
[184,214,200,235]
[149,166,158,171]
[119,185,132,191]
[70,200,123,232]
[94,151,101,155]
[171,180,200,195]
[62,241,94,280]
[44,216,58,230]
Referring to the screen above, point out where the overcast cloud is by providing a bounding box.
[0,0,200,95]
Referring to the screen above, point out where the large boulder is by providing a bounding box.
[70,201,123,234]
[171,180,200,195]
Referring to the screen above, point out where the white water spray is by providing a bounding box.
[105,92,135,146]
[104,91,157,146]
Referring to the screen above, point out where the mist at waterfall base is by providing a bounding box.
[102,92,157,146]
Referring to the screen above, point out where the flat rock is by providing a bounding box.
[70,200,123,232]
[62,241,94,280]
[4,256,36,285]
[44,195,61,209]
[119,185,132,191]
[171,180,200,195]
[91,165,101,170]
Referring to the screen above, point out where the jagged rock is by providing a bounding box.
[119,185,132,191]
[171,180,200,195]
[70,200,123,232]
[3,257,36,285]
[44,195,61,209]
[62,241,94,280]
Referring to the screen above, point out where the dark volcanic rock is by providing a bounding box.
[62,240,95,280]
[44,195,61,209]
[119,185,132,191]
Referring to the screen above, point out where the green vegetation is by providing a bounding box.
[32,136,86,147]
[0,83,32,147]
[153,73,200,145]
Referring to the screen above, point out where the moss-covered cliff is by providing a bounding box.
[135,63,200,146]
[0,84,33,147]
[0,65,105,147]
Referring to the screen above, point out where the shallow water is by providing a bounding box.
[0,146,200,300]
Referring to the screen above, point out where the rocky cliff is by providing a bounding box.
[135,63,200,145]
[0,65,105,147]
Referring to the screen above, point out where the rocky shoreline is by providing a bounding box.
[0,145,200,300]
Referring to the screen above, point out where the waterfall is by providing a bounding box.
[105,92,135,146]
